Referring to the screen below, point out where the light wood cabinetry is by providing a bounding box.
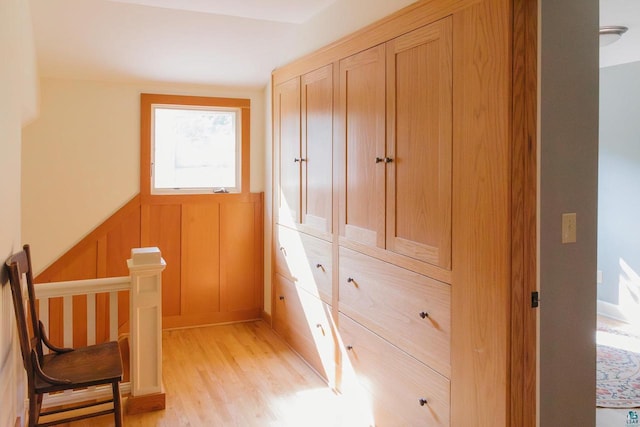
[275,225,332,304]
[337,18,452,271]
[385,18,452,270]
[274,78,301,229]
[273,274,337,386]
[271,0,535,425]
[274,66,334,240]
[339,247,450,378]
[339,314,450,427]
[337,45,386,249]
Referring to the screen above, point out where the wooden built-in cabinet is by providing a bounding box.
[272,0,536,426]
[274,65,334,240]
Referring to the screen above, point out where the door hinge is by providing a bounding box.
[531,291,540,308]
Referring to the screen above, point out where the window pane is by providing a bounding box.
[153,107,238,191]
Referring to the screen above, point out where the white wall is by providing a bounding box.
[0,0,39,424]
[597,61,640,318]
[22,78,265,274]
[539,0,599,425]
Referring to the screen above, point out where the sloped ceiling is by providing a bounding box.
[28,0,637,88]
[29,0,337,88]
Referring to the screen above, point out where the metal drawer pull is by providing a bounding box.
[375,157,385,163]
[347,277,355,283]
[279,295,285,301]
[419,398,428,406]
[419,311,429,319]
[384,157,393,163]
[346,345,353,351]
[294,158,306,162]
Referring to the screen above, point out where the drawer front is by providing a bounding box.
[275,225,333,303]
[339,247,450,377]
[273,273,337,385]
[339,314,450,427]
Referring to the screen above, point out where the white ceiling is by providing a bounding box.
[28,0,639,89]
[28,0,335,88]
[600,0,640,68]
[104,0,340,24]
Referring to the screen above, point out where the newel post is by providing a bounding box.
[127,247,166,413]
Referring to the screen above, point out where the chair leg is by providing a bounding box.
[28,393,39,427]
[112,381,123,427]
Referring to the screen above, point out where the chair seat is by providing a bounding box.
[36,341,123,393]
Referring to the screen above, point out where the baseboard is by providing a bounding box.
[126,389,166,415]
[261,310,272,326]
[597,299,630,323]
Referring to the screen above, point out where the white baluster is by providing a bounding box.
[109,291,118,341]
[87,292,96,345]
[63,296,72,348]
[39,297,50,354]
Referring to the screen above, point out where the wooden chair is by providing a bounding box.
[5,244,123,427]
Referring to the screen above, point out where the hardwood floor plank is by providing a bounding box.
[62,321,358,427]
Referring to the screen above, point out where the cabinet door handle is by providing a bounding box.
[419,398,428,406]
[294,158,306,162]
[384,157,393,163]
[347,277,355,284]
[279,295,285,301]
[346,345,353,351]
[375,157,385,163]
[419,311,429,319]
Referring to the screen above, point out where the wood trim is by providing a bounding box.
[139,93,252,197]
[162,309,263,330]
[261,310,272,326]
[510,0,537,425]
[126,390,166,415]
[35,195,141,282]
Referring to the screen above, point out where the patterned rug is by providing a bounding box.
[597,323,640,408]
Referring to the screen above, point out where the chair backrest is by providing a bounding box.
[5,244,43,384]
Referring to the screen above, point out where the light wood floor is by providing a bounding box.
[64,321,355,427]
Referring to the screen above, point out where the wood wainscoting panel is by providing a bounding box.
[143,203,182,317]
[219,198,263,314]
[181,203,221,316]
[36,192,264,342]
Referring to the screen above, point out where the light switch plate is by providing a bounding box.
[562,213,577,243]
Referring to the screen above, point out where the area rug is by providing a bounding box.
[597,324,640,408]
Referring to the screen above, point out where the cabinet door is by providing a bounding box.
[301,65,333,238]
[386,18,453,269]
[274,77,301,227]
[338,45,386,249]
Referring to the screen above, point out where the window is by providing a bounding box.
[141,94,250,196]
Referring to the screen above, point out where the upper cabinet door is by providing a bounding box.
[301,65,333,238]
[274,77,301,227]
[338,44,386,249]
[385,18,453,270]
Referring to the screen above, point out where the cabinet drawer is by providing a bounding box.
[273,273,337,385]
[339,314,450,426]
[339,247,450,377]
[275,225,333,303]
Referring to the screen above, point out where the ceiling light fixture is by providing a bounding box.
[600,26,628,47]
